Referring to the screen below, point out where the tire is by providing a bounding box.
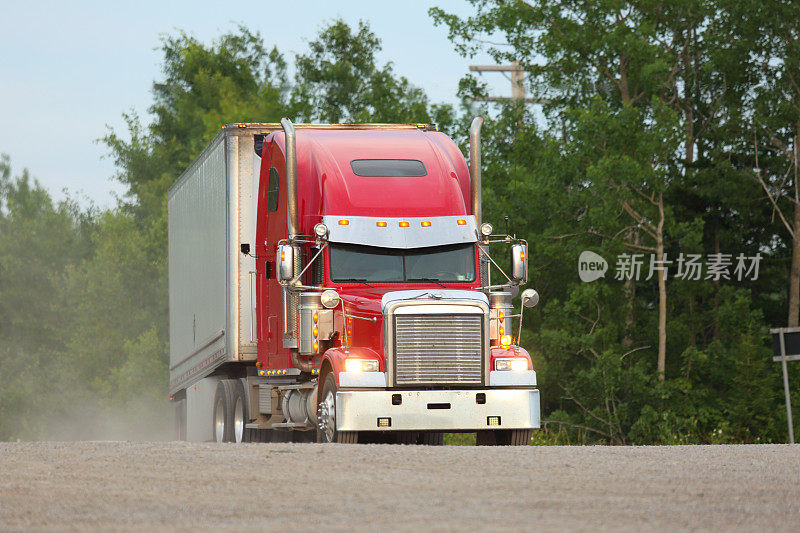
[476,429,532,446]
[317,373,358,444]
[212,380,235,442]
[231,379,248,444]
[174,398,187,441]
[507,429,533,446]
[418,432,444,445]
[492,429,533,446]
[396,431,416,445]
[476,430,495,446]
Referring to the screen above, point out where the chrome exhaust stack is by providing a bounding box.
[470,117,490,287]
[280,118,303,355]
[469,116,484,225]
[281,118,299,239]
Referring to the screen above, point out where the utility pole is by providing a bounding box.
[771,327,798,444]
[468,61,549,103]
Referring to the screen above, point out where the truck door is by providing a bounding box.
[256,142,280,357]
[264,165,281,356]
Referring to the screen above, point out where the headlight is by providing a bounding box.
[495,358,529,372]
[314,223,328,238]
[320,289,340,309]
[344,359,379,373]
[480,222,493,237]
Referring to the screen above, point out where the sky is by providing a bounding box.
[0,0,510,208]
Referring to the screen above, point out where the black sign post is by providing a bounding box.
[770,327,799,444]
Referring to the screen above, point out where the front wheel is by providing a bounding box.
[317,373,357,443]
[476,429,532,446]
[418,432,444,445]
[500,429,532,446]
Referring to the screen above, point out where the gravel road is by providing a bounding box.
[0,442,798,531]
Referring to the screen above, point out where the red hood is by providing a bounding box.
[338,288,386,316]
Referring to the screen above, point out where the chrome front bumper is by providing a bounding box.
[335,388,540,432]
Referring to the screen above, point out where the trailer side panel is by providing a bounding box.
[168,136,228,392]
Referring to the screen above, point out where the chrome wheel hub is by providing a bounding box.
[214,400,225,442]
[234,397,244,443]
[318,390,336,442]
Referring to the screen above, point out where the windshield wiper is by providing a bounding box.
[407,278,447,288]
[336,278,375,288]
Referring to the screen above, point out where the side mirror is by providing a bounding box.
[521,288,539,308]
[276,245,294,282]
[511,243,528,283]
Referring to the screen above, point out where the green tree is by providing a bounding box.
[432,0,788,442]
[0,156,96,438]
[291,19,453,127]
[104,27,288,224]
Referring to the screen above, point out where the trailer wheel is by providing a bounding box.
[213,380,235,442]
[231,380,248,443]
[317,373,357,444]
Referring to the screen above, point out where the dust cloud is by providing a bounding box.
[19,396,174,442]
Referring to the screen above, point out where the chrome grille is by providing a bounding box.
[393,314,484,385]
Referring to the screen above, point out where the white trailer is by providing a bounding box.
[168,124,275,440]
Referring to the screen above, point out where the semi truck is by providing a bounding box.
[168,118,540,445]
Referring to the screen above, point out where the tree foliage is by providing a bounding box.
[431,0,796,443]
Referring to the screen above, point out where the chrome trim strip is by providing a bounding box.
[169,330,225,371]
[381,290,488,314]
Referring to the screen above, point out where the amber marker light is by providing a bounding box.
[313,341,319,352]
[338,219,349,225]
[376,221,387,227]
[280,250,285,261]
[500,335,512,348]
[457,219,467,225]
[313,326,318,337]
[313,311,319,323]
[399,221,410,227]
[421,221,431,227]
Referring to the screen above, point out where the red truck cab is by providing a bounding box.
[253,120,540,444]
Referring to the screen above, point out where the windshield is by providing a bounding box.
[329,243,476,283]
